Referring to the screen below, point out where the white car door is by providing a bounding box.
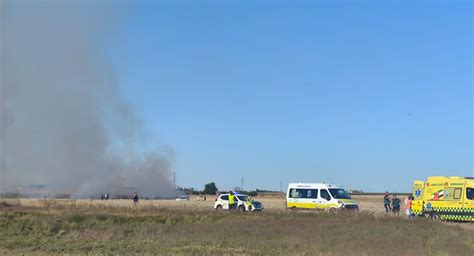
[220,195,230,210]
[319,189,333,209]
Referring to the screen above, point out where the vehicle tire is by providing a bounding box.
[431,213,441,221]
[216,205,223,212]
[328,207,338,213]
[238,205,245,213]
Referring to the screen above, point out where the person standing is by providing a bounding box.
[246,195,253,212]
[405,195,413,219]
[384,192,391,213]
[228,191,235,210]
[392,195,401,215]
[132,192,139,207]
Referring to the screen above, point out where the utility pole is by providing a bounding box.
[241,177,244,191]
[280,181,283,192]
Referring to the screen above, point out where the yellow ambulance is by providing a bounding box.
[411,176,474,221]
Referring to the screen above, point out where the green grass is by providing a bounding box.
[0,207,472,255]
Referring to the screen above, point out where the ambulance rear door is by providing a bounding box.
[412,180,424,215]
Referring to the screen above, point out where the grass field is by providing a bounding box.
[0,196,473,255]
[0,194,415,213]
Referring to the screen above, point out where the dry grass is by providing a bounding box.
[0,194,401,212]
[0,196,473,255]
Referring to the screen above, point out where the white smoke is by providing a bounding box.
[0,1,176,198]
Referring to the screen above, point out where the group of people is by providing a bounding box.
[384,192,414,219]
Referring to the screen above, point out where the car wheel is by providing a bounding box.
[238,205,245,213]
[431,213,441,221]
[216,205,223,212]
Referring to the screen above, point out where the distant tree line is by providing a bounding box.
[178,182,259,196]
[177,182,219,195]
[256,188,281,193]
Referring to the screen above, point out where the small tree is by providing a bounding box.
[203,182,218,195]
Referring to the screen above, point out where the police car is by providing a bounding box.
[214,193,264,212]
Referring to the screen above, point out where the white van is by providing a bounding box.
[286,183,358,210]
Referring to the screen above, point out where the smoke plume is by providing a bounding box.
[0,2,176,198]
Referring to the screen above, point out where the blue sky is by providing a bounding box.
[108,1,472,192]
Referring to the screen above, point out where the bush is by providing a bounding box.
[203,182,218,195]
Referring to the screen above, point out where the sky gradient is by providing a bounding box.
[107,1,473,192]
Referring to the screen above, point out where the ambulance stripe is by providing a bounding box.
[427,207,474,222]
[436,211,474,217]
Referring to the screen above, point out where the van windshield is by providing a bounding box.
[329,189,351,199]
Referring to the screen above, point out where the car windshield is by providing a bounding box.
[235,195,248,201]
[329,189,351,199]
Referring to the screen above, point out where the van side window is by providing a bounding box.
[467,188,474,200]
[290,189,298,198]
[454,188,461,200]
[298,189,308,198]
[320,190,331,201]
[289,189,318,199]
[305,189,318,199]
[444,187,455,200]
